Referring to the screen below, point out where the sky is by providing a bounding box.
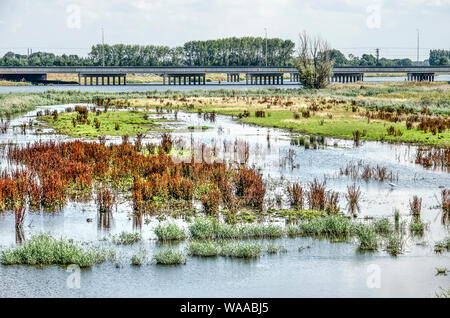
[0,0,449,60]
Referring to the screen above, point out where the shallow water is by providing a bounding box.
[0,74,448,94]
[0,104,448,298]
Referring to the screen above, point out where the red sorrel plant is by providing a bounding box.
[409,195,422,216]
[307,179,327,211]
[287,183,304,209]
[15,205,26,228]
[160,133,173,154]
[97,189,114,213]
[441,189,449,224]
[235,166,265,210]
[201,188,221,215]
[345,184,361,217]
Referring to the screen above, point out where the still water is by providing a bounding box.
[0,101,448,298]
[0,74,448,94]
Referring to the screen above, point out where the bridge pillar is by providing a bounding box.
[407,72,435,82]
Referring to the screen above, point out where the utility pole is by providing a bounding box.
[102,27,105,67]
[375,48,380,65]
[264,28,268,67]
[416,28,419,64]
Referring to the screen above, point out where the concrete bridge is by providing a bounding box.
[0,66,449,85]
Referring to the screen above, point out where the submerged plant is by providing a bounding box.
[113,232,142,245]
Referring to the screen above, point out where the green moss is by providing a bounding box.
[40,110,167,137]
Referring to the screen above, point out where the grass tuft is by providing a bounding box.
[0,234,107,267]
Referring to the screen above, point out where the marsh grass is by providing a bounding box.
[154,223,187,241]
[409,218,428,236]
[113,232,142,245]
[131,254,144,266]
[188,241,222,257]
[0,234,107,267]
[372,217,394,235]
[266,244,288,254]
[434,237,450,253]
[153,249,186,265]
[355,225,378,251]
[188,240,262,258]
[386,233,405,256]
[189,218,285,240]
[222,242,262,258]
[287,215,355,239]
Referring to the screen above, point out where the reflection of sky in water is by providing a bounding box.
[0,104,448,298]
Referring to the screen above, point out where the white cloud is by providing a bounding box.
[0,0,448,59]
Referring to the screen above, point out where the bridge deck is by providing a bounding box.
[0,66,449,75]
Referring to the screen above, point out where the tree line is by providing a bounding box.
[0,37,295,67]
[0,37,446,67]
[429,50,450,65]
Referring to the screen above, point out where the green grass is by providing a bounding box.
[113,232,142,245]
[188,240,262,258]
[154,223,187,241]
[372,218,394,235]
[188,217,285,240]
[221,242,262,258]
[0,234,107,267]
[131,254,144,266]
[386,233,405,256]
[287,215,355,238]
[41,110,166,137]
[356,225,378,251]
[434,237,450,253]
[153,249,186,265]
[409,219,428,235]
[237,109,449,147]
[188,241,222,257]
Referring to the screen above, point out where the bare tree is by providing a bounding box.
[296,31,333,89]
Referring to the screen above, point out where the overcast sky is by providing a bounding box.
[0,0,449,60]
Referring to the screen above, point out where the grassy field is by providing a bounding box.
[1,82,449,146]
[40,110,168,137]
[126,86,449,146]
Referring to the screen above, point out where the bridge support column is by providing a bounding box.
[407,72,435,82]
